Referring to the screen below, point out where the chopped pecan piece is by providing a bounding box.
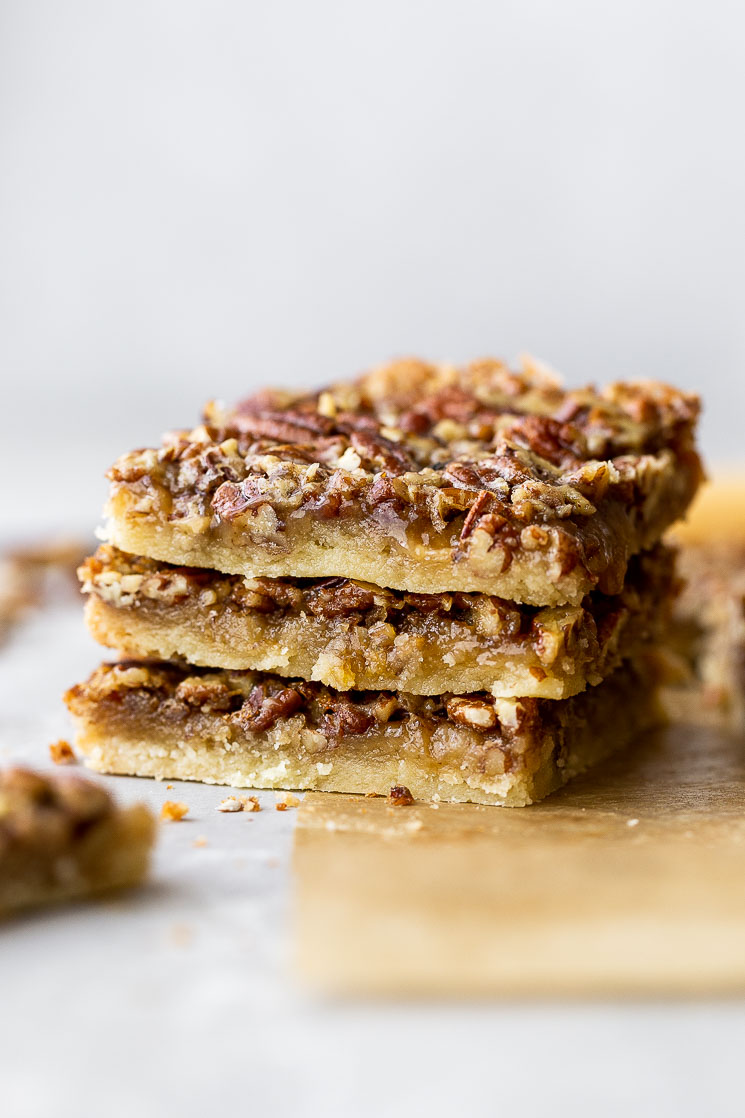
[239,685,304,731]
[175,677,239,713]
[161,801,189,822]
[49,740,76,765]
[446,696,499,731]
[217,796,243,812]
[211,480,264,521]
[230,414,333,445]
[388,784,415,806]
[366,473,400,506]
[321,697,375,738]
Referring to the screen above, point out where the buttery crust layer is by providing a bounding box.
[105,358,701,605]
[0,767,155,916]
[80,545,676,699]
[65,660,661,807]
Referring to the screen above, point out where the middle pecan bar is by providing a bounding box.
[80,544,675,700]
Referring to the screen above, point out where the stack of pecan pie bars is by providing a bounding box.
[66,360,702,806]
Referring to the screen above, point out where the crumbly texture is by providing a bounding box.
[49,740,76,765]
[160,800,188,821]
[64,660,661,807]
[104,358,701,605]
[81,544,676,699]
[0,767,155,917]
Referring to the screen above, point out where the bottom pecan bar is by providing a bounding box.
[0,767,155,916]
[65,660,661,807]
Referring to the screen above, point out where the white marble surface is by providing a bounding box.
[2,592,745,1117]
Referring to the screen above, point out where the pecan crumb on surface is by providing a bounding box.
[161,800,189,822]
[275,792,301,811]
[388,784,415,806]
[49,740,76,765]
[217,796,242,812]
[217,794,261,812]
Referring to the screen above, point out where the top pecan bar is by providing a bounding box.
[105,358,702,605]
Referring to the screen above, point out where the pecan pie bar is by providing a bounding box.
[667,540,745,730]
[80,544,675,700]
[104,359,701,605]
[0,767,155,916]
[64,660,661,807]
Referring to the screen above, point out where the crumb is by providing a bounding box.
[49,740,76,765]
[193,835,208,847]
[388,784,415,806]
[217,796,242,812]
[240,796,260,812]
[161,800,188,822]
[166,784,173,790]
[275,792,301,811]
[627,818,640,828]
[168,922,193,947]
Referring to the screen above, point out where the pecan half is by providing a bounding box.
[458,490,494,543]
[504,414,585,467]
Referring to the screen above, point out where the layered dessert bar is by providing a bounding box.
[104,359,702,606]
[0,766,155,916]
[66,358,701,806]
[80,543,675,700]
[65,659,661,807]
[668,540,745,730]
[660,479,745,730]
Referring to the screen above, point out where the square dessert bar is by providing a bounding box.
[80,544,675,700]
[104,359,702,606]
[668,540,745,731]
[0,767,155,916]
[65,659,661,808]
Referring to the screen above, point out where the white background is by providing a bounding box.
[2,0,744,531]
[1,3,745,1115]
